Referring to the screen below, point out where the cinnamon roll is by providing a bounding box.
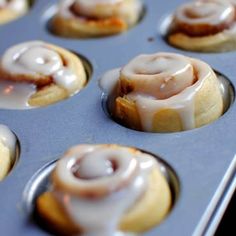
[100,52,224,132]
[36,144,171,235]
[51,0,143,38]
[0,125,16,180]
[167,0,236,52]
[0,41,87,108]
[0,0,28,24]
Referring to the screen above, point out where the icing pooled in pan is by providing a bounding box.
[0,41,87,109]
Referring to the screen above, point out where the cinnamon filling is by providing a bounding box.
[1,41,80,94]
[175,18,234,37]
[173,0,236,37]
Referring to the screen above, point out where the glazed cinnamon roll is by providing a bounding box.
[167,0,236,52]
[0,41,87,108]
[0,0,28,24]
[36,144,171,235]
[100,52,224,132]
[51,0,143,38]
[0,125,16,180]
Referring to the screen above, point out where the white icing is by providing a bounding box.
[175,0,234,26]
[1,41,79,94]
[55,146,139,196]
[0,0,6,7]
[76,0,122,6]
[58,0,142,26]
[53,67,79,94]
[100,53,219,131]
[0,80,36,109]
[99,68,121,115]
[224,22,236,36]
[74,0,123,18]
[217,74,231,112]
[53,145,156,236]
[227,0,236,6]
[120,53,195,100]
[0,124,16,161]
[0,0,27,13]
[77,156,114,179]
[2,42,62,75]
[99,68,120,94]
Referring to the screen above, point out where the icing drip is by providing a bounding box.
[0,124,16,161]
[53,68,79,94]
[174,0,235,36]
[1,41,79,94]
[100,53,220,131]
[53,145,155,236]
[99,68,120,94]
[0,80,36,109]
[0,0,27,13]
[217,74,231,112]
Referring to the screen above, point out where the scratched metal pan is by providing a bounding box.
[0,0,235,235]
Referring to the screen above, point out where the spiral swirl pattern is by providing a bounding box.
[100,52,223,132]
[73,0,123,18]
[1,41,79,93]
[120,53,196,100]
[52,145,152,198]
[48,144,161,235]
[174,0,235,36]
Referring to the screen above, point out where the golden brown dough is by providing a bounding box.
[0,0,28,25]
[0,41,87,107]
[51,0,142,38]
[168,30,236,53]
[36,192,80,236]
[167,0,236,52]
[36,144,171,235]
[0,141,11,181]
[100,53,224,132]
[0,124,16,181]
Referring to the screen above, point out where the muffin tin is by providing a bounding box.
[0,0,236,235]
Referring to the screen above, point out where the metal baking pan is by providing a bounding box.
[0,0,235,235]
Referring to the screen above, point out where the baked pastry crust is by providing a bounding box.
[168,30,236,53]
[100,53,224,132]
[0,141,11,181]
[36,144,171,235]
[51,0,142,38]
[0,0,28,25]
[167,0,236,52]
[0,41,87,107]
[0,125,16,180]
[115,67,223,132]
